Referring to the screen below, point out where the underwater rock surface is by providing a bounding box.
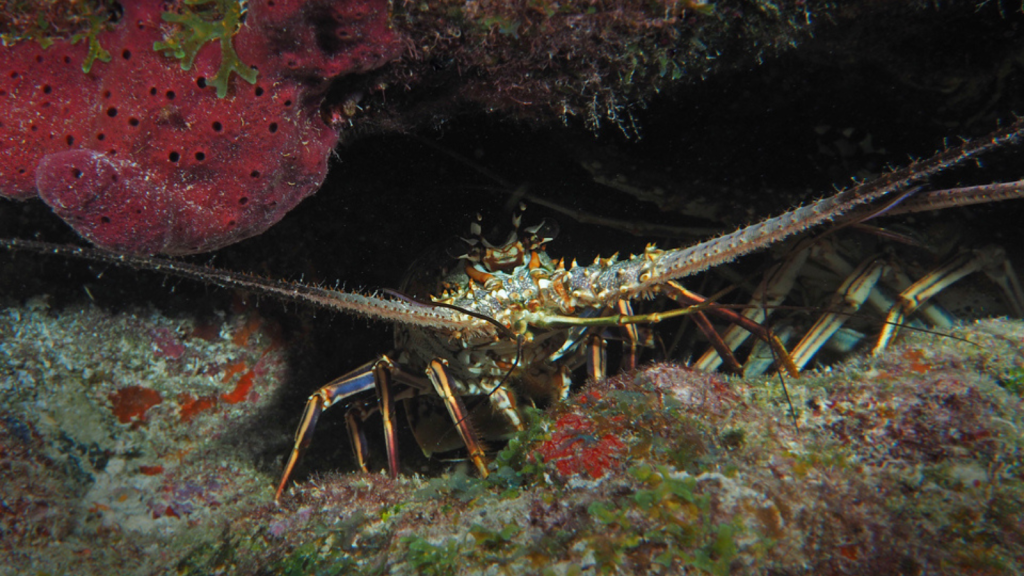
[2,298,1022,574]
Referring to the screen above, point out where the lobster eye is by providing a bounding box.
[525,218,559,247]
[445,236,476,260]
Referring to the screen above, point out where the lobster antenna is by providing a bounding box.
[0,238,496,336]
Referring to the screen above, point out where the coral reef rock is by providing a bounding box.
[3,294,1022,574]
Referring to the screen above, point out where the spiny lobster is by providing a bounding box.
[2,120,1023,502]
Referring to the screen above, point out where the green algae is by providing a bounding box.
[402,535,462,575]
[70,9,112,73]
[0,0,117,73]
[153,0,257,98]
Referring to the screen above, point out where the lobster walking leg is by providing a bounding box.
[585,300,646,381]
[586,334,607,381]
[662,281,800,376]
[788,257,887,371]
[344,400,376,474]
[615,300,641,372]
[425,359,490,478]
[694,247,810,373]
[373,359,401,479]
[874,245,1011,353]
[688,305,745,375]
[275,361,378,501]
[275,357,427,501]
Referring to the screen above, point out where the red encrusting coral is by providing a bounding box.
[108,385,163,425]
[178,392,218,422]
[536,412,628,479]
[139,464,165,476]
[176,361,257,422]
[175,328,274,421]
[221,367,255,404]
[0,0,400,254]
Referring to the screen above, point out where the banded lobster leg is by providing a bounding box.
[274,356,490,501]
[782,244,1023,369]
[692,247,811,373]
[661,281,801,377]
[709,242,1023,376]
[423,359,491,478]
[785,253,888,372]
[694,242,891,375]
[780,240,959,371]
[584,300,644,381]
[872,245,1023,353]
[689,180,1024,375]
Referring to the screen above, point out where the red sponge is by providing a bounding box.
[1,1,399,254]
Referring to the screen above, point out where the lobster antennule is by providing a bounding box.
[0,238,498,337]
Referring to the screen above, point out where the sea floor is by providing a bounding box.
[2,300,1023,574]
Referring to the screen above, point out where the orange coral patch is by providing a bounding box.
[232,316,262,346]
[836,544,859,560]
[221,370,255,404]
[178,393,218,422]
[221,362,248,381]
[901,349,931,373]
[108,386,162,425]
